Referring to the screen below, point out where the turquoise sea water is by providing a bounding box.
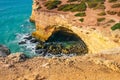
[0,0,35,56]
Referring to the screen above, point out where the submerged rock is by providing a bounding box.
[0,45,10,57]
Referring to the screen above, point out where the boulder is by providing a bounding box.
[24,35,32,40]
[0,45,10,57]
[18,40,26,45]
[30,38,39,43]
[6,53,27,63]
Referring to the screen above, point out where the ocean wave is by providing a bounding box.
[16,33,37,54]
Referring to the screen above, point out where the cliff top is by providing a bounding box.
[1,50,120,80]
[32,0,120,36]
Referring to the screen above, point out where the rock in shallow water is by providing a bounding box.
[24,35,32,40]
[35,41,88,55]
[18,40,26,45]
[0,45,10,57]
[30,38,39,43]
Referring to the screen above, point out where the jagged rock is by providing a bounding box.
[35,42,88,55]
[6,53,27,63]
[30,0,119,54]
[30,38,39,43]
[18,40,26,45]
[0,44,10,57]
[24,35,32,40]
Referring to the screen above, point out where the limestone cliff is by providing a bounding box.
[30,0,119,54]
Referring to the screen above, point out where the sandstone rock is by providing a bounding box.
[6,53,27,63]
[42,63,50,68]
[90,57,120,72]
[0,44,10,57]
[30,0,119,54]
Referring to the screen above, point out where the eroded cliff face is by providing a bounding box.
[30,0,119,54]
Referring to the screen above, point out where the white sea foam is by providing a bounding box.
[16,33,37,54]
[15,33,78,57]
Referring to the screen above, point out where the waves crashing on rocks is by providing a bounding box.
[17,32,88,58]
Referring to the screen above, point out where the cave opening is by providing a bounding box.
[43,28,88,55]
[46,30,81,42]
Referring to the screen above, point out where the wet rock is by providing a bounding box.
[19,40,26,45]
[24,35,32,40]
[30,38,39,43]
[35,41,88,56]
[0,44,10,57]
[62,49,69,54]
[45,43,63,54]
[35,49,46,55]
[36,44,44,50]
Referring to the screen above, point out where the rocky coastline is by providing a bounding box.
[0,0,120,79]
[30,0,119,54]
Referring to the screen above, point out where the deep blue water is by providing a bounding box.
[0,0,36,56]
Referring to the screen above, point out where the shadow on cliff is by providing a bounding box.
[45,27,88,55]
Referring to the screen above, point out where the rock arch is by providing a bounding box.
[46,27,89,55]
[30,10,119,54]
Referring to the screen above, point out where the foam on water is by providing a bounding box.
[16,33,77,58]
[0,0,79,57]
[0,0,36,57]
[15,33,37,57]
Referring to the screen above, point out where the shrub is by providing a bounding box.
[97,17,105,22]
[108,0,117,3]
[111,23,120,30]
[75,12,86,17]
[86,0,105,8]
[94,4,105,10]
[107,11,117,15]
[79,18,84,22]
[107,19,115,23]
[58,4,70,11]
[71,2,87,12]
[36,6,42,10]
[98,11,106,16]
[111,3,120,8]
[86,0,105,3]
[67,0,78,2]
[58,2,87,12]
[87,2,98,8]
[45,0,61,10]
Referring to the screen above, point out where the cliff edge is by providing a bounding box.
[30,0,120,54]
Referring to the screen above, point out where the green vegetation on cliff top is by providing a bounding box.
[75,12,86,17]
[44,0,106,12]
[111,3,120,8]
[111,23,120,30]
[97,17,105,22]
[79,18,84,22]
[45,0,61,10]
[108,0,117,3]
[58,2,87,12]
